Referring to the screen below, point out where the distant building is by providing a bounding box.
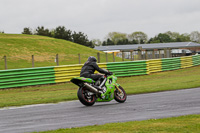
[94,42,200,60]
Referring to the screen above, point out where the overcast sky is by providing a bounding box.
[0,0,200,41]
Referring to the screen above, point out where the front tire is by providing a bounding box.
[114,86,127,103]
[77,87,96,106]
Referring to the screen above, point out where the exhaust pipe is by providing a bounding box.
[84,83,101,94]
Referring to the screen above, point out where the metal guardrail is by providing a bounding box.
[0,55,200,89]
[0,66,55,89]
[107,60,147,77]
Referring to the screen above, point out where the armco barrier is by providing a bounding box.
[54,63,107,83]
[107,60,147,77]
[0,63,107,89]
[181,56,193,68]
[161,57,181,71]
[146,59,162,74]
[0,67,55,89]
[54,64,83,83]
[192,55,200,66]
[0,55,200,89]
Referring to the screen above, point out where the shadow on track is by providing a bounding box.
[78,101,128,108]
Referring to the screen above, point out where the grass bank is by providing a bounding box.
[37,114,200,133]
[0,34,122,70]
[1,65,200,108]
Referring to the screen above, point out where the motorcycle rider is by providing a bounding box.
[80,56,111,88]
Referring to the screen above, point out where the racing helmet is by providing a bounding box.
[88,56,97,62]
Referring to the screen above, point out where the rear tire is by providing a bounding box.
[77,87,96,106]
[114,86,127,103]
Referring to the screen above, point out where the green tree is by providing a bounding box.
[106,32,127,45]
[35,26,51,36]
[165,31,180,41]
[102,41,107,46]
[106,38,114,45]
[190,31,200,43]
[176,33,190,42]
[22,27,32,35]
[148,37,161,43]
[86,41,94,48]
[92,39,102,46]
[157,33,172,43]
[148,32,191,43]
[72,31,93,48]
[117,39,129,45]
[54,26,72,41]
[130,39,138,44]
[128,31,148,44]
[148,33,172,43]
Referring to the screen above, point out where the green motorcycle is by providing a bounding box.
[70,72,127,106]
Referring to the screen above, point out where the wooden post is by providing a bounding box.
[56,54,59,66]
[97,52,100,63]
[78,53,81,64]
[159,50,162,58]
[145,50,148,60]
[152,50,155,59]
[138,46,142,60]
[122,51,124,61]
[106,52,108,62]
[4,55,7,70]
[112,52,115,62]
[168,48,172,58]
[32,55,34,67]
[164,48,167,58]
[130,51,133,61]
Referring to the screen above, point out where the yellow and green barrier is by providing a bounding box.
[54,63,107,83]
[146,59,162,74]
[107,60,147,77]
[161,57,181,71]
[0,55,200,89]
[192,55,200,66]
[0,67,56,89]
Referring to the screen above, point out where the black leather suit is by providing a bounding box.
[80,58,109,81]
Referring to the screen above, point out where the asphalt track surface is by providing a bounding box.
[0,88,200,133]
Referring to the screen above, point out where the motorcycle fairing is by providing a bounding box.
[70,77,95,87]
[96,75,118,102]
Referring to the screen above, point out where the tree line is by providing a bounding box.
[100,31,200,46]
[22,26,94,48]
[20,27,200,47]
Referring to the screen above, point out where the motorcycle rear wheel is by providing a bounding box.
[114,86,127,103]
[77,87,96,106]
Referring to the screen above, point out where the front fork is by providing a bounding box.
[100,83,122,98]
[114,83,122,93]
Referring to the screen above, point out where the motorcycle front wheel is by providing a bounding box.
[77,87,96,106]
[114,86,127,103]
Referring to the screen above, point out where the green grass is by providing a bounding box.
[121,66,200,94]
[0,34,123,70]
[36,114,200,133]
[1,65,200,108]
[0,83,77,108]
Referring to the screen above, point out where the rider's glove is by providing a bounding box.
[108,72,113,75]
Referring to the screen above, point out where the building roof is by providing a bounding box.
[94,42,200,51]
